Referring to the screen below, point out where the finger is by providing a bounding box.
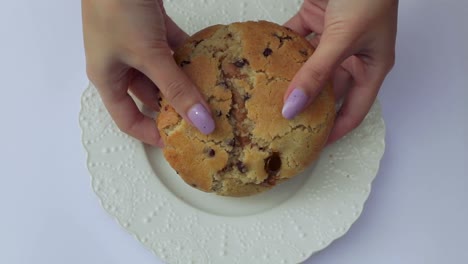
[283,12,312,36]
[164,16,189,49]
[128,71,160,111]
[282,34,352,119]
[326,72,385,144]
[332,66,353,101]
[158,0,188,49]
[139,48,215,135]
[99,87,163,147]
[284,2,325,36]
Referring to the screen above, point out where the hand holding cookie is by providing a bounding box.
[82,0,215,147]
[283,0,398,143]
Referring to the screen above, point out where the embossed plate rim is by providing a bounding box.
[79,82,385,263]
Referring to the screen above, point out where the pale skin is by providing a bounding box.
[82,0,397,146]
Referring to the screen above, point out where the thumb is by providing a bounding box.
[282,34,350,119]
[139,46,215,135]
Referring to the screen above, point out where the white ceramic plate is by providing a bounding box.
[80,1,385,263]
[79,82,385,263]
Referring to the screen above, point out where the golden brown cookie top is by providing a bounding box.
[157,21,335,196]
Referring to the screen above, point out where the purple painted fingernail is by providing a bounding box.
[187,104,215,134]
[282,88,309,119]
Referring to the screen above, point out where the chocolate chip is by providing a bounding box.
[244,93,251,101]
[259,147,266,151]
[236,161,247,173]
[180,60,191,67]
[263,48,273,57]
[164,105,169,111]
[227,138,235,147]
[191,183,197,187]
[226,33,233,38]
[208,148,215,157]
[234,59,249,68]
[265,152,281,175]
[299,49,308,56]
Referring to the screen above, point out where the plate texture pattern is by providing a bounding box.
[80,82,384,264]
[79,1,385,263]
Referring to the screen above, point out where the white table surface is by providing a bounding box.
[0,1,467,263]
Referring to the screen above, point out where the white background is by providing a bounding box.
[0,1,467,263]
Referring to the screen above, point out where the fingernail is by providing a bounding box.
[187,104,215,134]
[282,88,309,119]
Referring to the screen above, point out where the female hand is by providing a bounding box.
[282,0,398,143]
[82,0,215,147]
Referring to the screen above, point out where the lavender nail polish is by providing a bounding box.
[282,88,309,120]
[187,104,215,134]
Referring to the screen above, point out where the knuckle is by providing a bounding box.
[99,0,123,13]
[339,112,363,132]
[85,65,99,83]
[84,63,116,89]
[115,118,137,136]
[139,40,170,56]
[348,117,362,130]
[337,105,365,132]
[386,51,396,72]
[136,41,172,68]
[116,121,131,134]
[305,65,328,92]
[164,80,190,104]
[308,66,327,83]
